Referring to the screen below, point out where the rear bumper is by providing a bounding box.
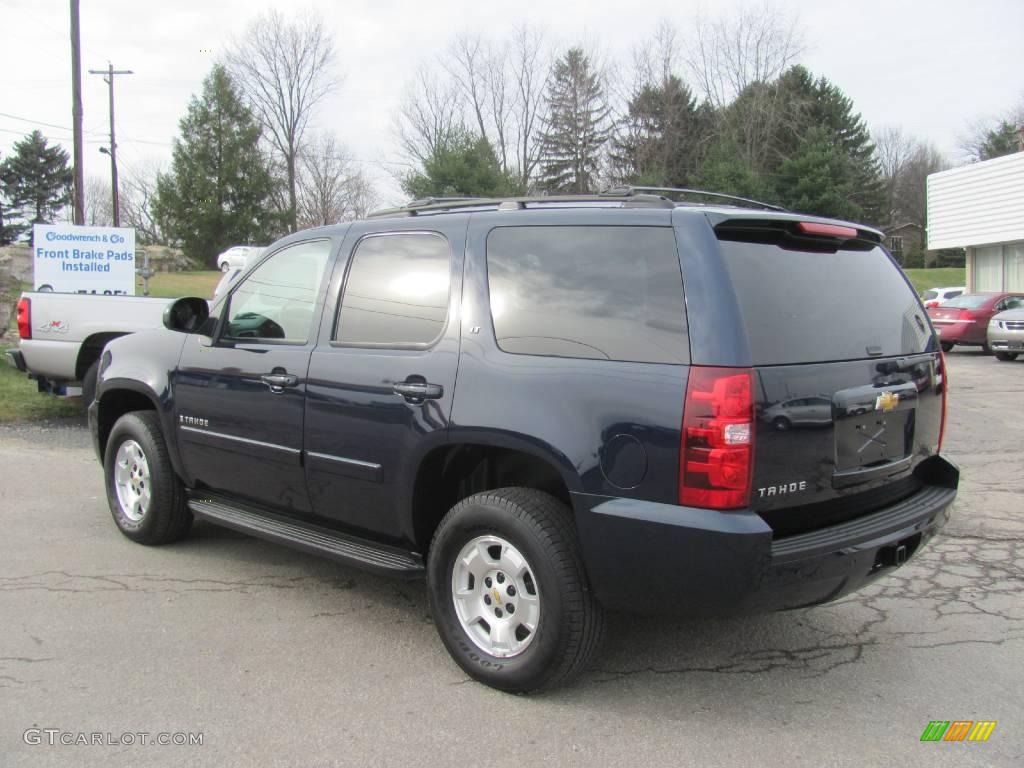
[6,348,27,372]
[574,457,959,615]
[933,320,983,344]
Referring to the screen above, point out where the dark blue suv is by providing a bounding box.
[89,191,959,692]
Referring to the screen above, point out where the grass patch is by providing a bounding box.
[0,346,83,423]
[137,270,222,299]
[902,268,966,296]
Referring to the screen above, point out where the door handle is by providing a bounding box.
[261,372,299,393]
[393,381,443,401]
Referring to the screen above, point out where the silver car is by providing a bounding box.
[987,306,1024,361]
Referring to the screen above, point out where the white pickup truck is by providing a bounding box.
[8,292,175,402]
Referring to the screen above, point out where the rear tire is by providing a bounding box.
[103,411,192,545]
[427,488,604,693]
[940,341,954,352]
[994,351,1019,361]
[772,416,791,431]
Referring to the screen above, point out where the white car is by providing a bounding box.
[216,245,263,272]
[921,286,965,309]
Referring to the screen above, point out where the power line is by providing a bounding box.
[0,111,107,137]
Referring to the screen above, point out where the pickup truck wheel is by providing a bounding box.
[994,351,1018,361]
[82,360,99,405]
[104,412,192,545]
[427,488,604,693]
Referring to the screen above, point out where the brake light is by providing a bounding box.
[937,351,948,453]
[958,309,975,321]
[17,298,31,339]
[797,221,858,238]
[679,367,755,510]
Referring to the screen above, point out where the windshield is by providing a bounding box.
[940,295,990,309]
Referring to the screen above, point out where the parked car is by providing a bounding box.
[762,396,833,430]
[88,190,958,692]
[921,286,965,308]
[928,292,1024,352]
[987,306,1024,361]
[7,293,173,402]
[216,245,262,272]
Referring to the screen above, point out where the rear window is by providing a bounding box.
[486,226,688,364]
[718,241,930,365]
[922,290,938,300]
[941,295,989,309]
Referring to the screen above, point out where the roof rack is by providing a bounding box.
[367,193,674,218]
[601,186,788,212]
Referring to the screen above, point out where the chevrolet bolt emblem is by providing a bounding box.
[492,588,502,605]
[875,392,899,412]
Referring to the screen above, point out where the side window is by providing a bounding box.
[224,239,331,343]
[335,232,450,346]
[486,226,688,364]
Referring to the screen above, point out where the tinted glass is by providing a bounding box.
[941,294,990,309]
[224,239,331,343]
[719,242,930,365]
[922,290,938,300]
[486,226,688,364]
[336,233,450,345]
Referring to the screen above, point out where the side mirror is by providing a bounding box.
[163,296,211,334]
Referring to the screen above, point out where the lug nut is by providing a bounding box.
[496,573,505,584]
[495,608,503,618]
[506,604,515,614]
[507,585,516,596]
[484,577,492,588]
[484,595,491,605]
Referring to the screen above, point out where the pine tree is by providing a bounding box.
[773,126,861,220]
[611,75,709,187]
[153,65,281,265]
[0,130,72,242]
[538,48,612,193]
[402,132,519,199]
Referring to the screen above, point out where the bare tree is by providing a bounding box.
[684,2,805,109]
[395,66,466,166]
[119,159,166,244]
[873,125,918,224]
[84,176,113,226]
[297,132,378,227]
[958,99,1024,163]
[226,8,340,233]
[395,26,549,192]
[896,142,949,231]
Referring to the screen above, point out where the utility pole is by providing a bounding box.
[89,64,133,226]
[69,0,84,225]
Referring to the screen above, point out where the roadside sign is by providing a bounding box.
[32,224,136,295]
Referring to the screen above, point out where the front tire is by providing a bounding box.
[82,360,99,406]
[103,411,192,545]
[427,488,604,693]
[994,351,1019,361]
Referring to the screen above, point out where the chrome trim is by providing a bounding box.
[179,425,300,455]
[306,451,381,470]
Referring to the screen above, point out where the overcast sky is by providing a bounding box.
[3,0,1022,208]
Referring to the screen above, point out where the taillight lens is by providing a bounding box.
[958,309,975,321]
[17,298,31,339]
[680,367,755,510]
[937,351,948,453]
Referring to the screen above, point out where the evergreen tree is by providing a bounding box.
[611,75,708,187]
[773,127,861,220]
[538,48,612,193]
[402,132,519,199]
[0,130,72,242]
[770,66,885,223]
[976,119,1021,161]
[153,65,281,265]
[692,134,771,202]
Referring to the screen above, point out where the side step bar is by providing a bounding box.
[188,495,425,578]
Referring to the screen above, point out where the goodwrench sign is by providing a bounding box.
[33,224,136,295]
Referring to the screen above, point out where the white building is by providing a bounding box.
[927,151,1024,292]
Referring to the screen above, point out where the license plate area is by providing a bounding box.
[1007,341,1023,350]
[835,410,913,470]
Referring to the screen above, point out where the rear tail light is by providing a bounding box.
[958,309,976,321]
[17,298,31,339]
[937,351,948,453]
[679,367,755,510]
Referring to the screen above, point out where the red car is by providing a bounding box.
[928,292,1024,352]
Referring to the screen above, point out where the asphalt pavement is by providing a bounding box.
[1,351,1021,767]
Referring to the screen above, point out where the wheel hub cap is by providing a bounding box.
[113,440,151,522]
[451,535,540,658]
